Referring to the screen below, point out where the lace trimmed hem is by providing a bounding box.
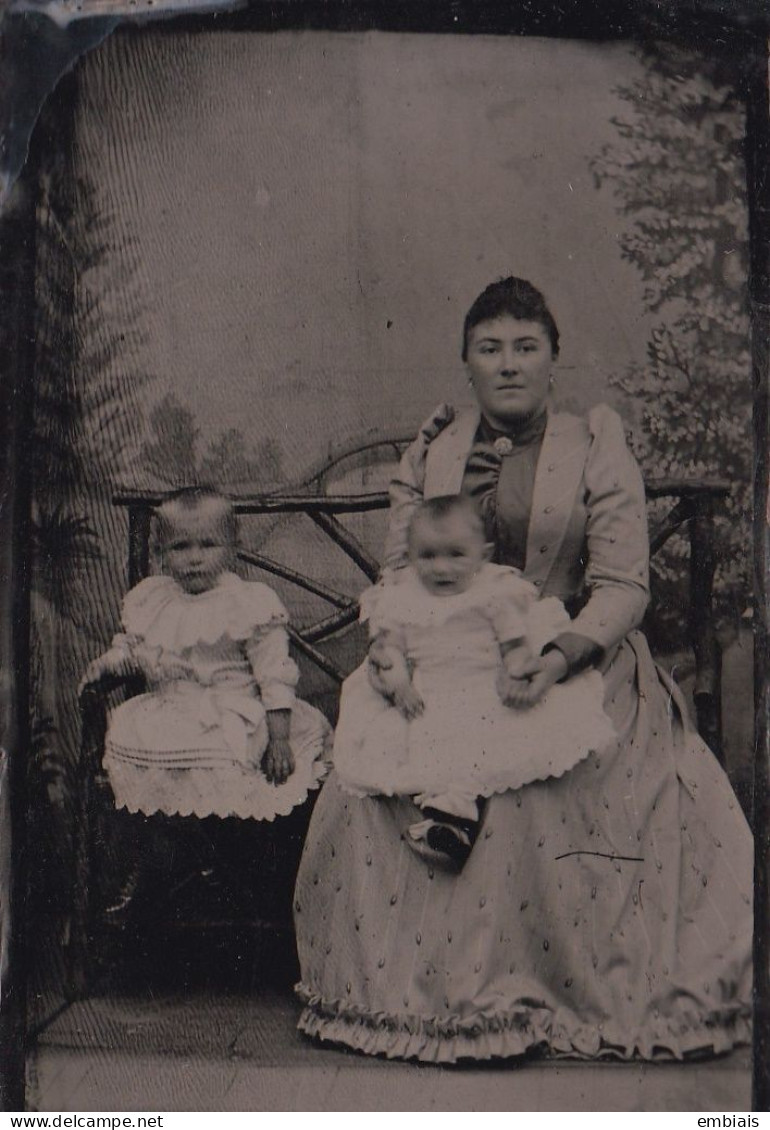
[105,756,329,822]
[294,983,751,1065]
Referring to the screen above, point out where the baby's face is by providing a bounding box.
[161,510,232,594]
[409,513,488,597]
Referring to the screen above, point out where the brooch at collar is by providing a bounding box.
[493,436,514,457]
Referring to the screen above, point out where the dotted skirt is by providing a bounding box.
[294,631,752,1062]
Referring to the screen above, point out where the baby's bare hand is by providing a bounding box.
[262,738,295,785]
[392,683,425,720]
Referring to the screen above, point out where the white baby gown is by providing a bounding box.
[103,572,331,820]
[334,564,615,799]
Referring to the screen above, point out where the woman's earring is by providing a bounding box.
[549,375,555,387]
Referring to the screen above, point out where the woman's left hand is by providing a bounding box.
[499,649,568,708]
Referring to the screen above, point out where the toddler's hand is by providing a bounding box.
[262,737,295,785]
[391,682,425,720]
[78,654,134,695]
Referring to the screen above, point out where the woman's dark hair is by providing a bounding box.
[461,277,560,361]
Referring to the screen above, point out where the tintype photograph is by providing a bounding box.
[0,0,768,1113]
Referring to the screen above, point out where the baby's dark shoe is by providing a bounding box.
[406,814,476,871]
[426,822,473,868]
[423,807,479,869]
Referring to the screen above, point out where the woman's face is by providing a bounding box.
[466,316,554,428]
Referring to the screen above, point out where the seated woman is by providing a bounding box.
[334,493,616,867]
[293,276,752,1063]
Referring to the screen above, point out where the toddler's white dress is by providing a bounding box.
[334,564,615,799]
[103,572,331,820]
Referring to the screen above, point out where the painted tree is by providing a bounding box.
[140,393,201,487]
[591,45,751,646]
[26,92,156,954]
[200,428,284,490]
[32,100,153,629]
[140,391,285,492]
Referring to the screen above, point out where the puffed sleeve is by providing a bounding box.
[382,403,455,571]
[365,581,409,652]
[245,625,299,710]
[568,405,650,652]
[483,569,534,645]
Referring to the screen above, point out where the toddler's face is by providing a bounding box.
[161,511,231,594]
[409,513,488,597]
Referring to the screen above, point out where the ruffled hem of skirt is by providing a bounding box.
[294,983,752,1064]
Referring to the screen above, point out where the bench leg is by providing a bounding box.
[689,499,724,764]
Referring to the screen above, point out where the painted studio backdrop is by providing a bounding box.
[28,28,752,1024]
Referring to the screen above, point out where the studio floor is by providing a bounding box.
[28,987,751,1113]
[25,632,755,1113]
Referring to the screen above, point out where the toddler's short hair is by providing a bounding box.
[407,494,486,546]
[155,485,237,545]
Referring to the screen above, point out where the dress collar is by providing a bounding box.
[478,408,549,452]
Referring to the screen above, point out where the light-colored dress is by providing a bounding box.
[334,563,615,799]
[294,403,752,1062]
[104,572,330,821]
